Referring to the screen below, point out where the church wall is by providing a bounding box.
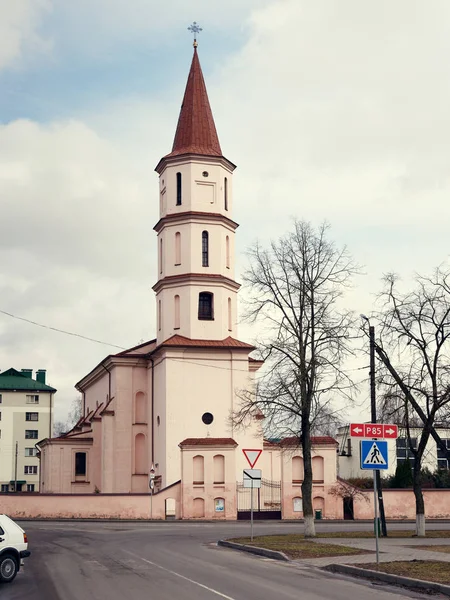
[83,371,112,416]
[39,440,94,494]
[180,445,236,519]
[153,357,168,487]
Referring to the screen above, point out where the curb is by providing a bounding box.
[218,540,290,561]
[324,564,450,597]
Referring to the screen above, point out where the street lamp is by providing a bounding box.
[360,315,387,538]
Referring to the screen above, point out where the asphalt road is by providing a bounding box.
[3,521,447,600]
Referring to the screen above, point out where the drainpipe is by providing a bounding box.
[49,393,53,438]
[150,357,155,465]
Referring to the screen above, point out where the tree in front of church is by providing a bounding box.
[235,220,359,537]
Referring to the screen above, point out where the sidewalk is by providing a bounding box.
[300,536,450,567]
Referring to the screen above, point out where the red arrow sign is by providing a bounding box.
[349,423,398,439]
[383,424,398,439]
[349,423,365,437]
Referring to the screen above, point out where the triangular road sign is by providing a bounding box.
[243,449,262,468]
[363,442,387,466]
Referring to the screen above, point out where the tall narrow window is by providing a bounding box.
[228,298,232,331]
[176,172,182,205]
[175,232,181,265]
[158,300,162,331]
[193,455,204,484]
[226,236,230,269]
[198,292,213,320]
[213,454,225,484]
[202,231,209,267]
[159,238,163,274]
[174,295,180,329]
[224,177,228,211]
[75,452,87,477]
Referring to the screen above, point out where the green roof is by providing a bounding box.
[0,368,57,392]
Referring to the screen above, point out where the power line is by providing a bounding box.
[0,309,126,350]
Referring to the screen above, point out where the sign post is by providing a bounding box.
[360,440,388,564]
[243,469,262,541]
[149,464,155,520]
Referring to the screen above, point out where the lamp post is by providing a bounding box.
[361,315,388,537]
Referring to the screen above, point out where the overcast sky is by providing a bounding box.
[1,0,449,423]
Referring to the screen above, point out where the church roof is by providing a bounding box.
[0,368,56,392]
[165,48,222,159]
[179,438,238,448]
[160,334,255,350]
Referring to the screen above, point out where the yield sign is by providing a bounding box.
[243,449,262,468]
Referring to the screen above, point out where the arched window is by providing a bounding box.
[193,455,204,484]
[224,177,228,211]
[228,298,232,331]
[198,292,213,320]
[193,497,205,518]
[312,456,324,482]
[202,231,209,267]
[213,454,225,484]
[292,456,304,483]
[175,232,181,265]
[135,392,146,423]
[134,433,146,474]
[158,300,162,331]
[159,238,163,274]
[176,172,182,205]
[174,295,180,329]
[226,236,230,269]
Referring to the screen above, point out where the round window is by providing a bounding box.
[202,412,214,425]
[202,171,209,177]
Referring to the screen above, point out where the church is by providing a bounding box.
[37,39,338,520]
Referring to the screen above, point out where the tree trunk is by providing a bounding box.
[301,419,316,537]
[413,464,425,537]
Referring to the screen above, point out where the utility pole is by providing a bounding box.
[14,441,18,493]
[369,324,388,537]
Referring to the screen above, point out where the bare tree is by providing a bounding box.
[235,221,359,537]
[374,264,450,536]
[53,396,83,437]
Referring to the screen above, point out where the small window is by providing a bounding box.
[75,452,87,476]
[25,448,37,457]
[198,292,213,320]
[25,430,38,439]
[202,412,214,425]
[226,236,230,269]
[159,238,163,274]
[27,484,35,492]
[26,412,39,421]
[176,172,182,205]
[24,465,38,475]
[158,300,162,331]
[227,298,232,331]
[175,232,181,265]
[26,395,39,404]
[202,231,209,267]
[1,484,8,493]
[174,295,180,329]
[224,177,228,211]
[437,439,450,470]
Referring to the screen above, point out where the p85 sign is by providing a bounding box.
[350,423,398,439]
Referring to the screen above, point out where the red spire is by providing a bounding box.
[166,48,222,158]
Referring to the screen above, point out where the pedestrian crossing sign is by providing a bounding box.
[360,440,389,470]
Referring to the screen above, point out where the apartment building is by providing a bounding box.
[0,368,56,492]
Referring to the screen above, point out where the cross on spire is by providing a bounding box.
[188,21,202,48]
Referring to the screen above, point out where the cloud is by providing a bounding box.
[1,0,450,421]
[0,0,52,71]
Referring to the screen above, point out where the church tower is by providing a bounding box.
[154,44,239,345]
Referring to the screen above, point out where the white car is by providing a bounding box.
[0,515,31,583]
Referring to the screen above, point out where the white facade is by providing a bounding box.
[336,425,450,479]
[0,369,55,493]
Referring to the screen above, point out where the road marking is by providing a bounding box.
[124,550,236,599]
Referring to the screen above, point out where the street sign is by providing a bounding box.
[243,469,262,488]
[243,449,262,468]
[350,423,398,439]
[360,440,388,470]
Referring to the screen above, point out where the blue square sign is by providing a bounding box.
[360,440,388,470]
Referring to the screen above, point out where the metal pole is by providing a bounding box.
[373,469,379,564]
[369,325,388,537]
[150,488,153,520]
[14,441,18,493]
[250,481,254,542]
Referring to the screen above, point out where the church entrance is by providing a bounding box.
[236,479,282,520]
